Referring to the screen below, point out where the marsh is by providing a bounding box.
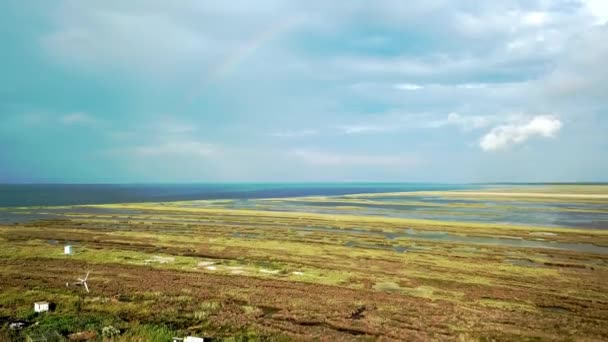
[1,185,607,340]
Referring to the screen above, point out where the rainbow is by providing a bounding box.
[212,16,300,80]
[185,16,302,102]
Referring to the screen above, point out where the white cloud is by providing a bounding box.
[453,9,553,38]
[425,112,494,130]
[338,111,498,135]
[20,113,47,126]
[60,112,97,126]
[394,83,423,90]
[542,25,608,102]
[105,118,199,143]
[583,0,608,25]
[338,124,397,134]
[480,115,562,151]
[132,141,215,157]
[293,149,416,167]
[456,83,489,89]
[40,1,589,97]
[271,129,317,138]
[25,0,605,182]
[521,11,549,26]
[162,123,197,134]
[42,7,213,74]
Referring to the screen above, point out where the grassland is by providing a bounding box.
[1,185,607,340]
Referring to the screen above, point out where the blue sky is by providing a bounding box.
[1,0,607,183]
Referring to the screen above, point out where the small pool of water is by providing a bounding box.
[299,226,608,254]
[391,228,608,254]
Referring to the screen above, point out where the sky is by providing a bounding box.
[1,0,607,183]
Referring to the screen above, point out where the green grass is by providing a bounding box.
[476,298,538,312]
[120,323,177,342]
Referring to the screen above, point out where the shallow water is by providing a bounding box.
[264,225,608,254]
[227,194,608,230]
[394,228,608,254]
[0,183,479,207]
[4,183,604,229]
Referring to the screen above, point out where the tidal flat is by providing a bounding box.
[1,185,607,340]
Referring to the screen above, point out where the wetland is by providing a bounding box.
[1,184,607,340]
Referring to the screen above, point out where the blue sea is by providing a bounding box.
[0,183,480,207]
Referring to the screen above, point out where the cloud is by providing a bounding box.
[583,0,608,25]
[132,141,215,158]
[4,1,607,182]
[521,11,549,26]
[338,112,496,134]
[480,115,562,151]
[542,25,608,103]
[293,149,416,166]
[104,118,213,161]
[164,124,197,134]
[60,112,98,126]
[42,6,212,75]
[456,83,489,89]
[443,112,492,130]
[271,129,317,138]
[108,117,199,141]
[337,124,397,134]
[394,83,423,91]
[20,113,47,126]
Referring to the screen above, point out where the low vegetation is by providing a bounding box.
[1,186,607,340]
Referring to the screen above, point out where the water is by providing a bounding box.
[307,226,608,254]
[1,183,606,254]
[221,193,608,229]
[2,183,606,231]
[0,183,479,207]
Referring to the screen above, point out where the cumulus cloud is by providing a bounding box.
[480,115,562,151]
[293,149,416,167]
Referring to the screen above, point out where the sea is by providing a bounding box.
[0,183,480,207]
